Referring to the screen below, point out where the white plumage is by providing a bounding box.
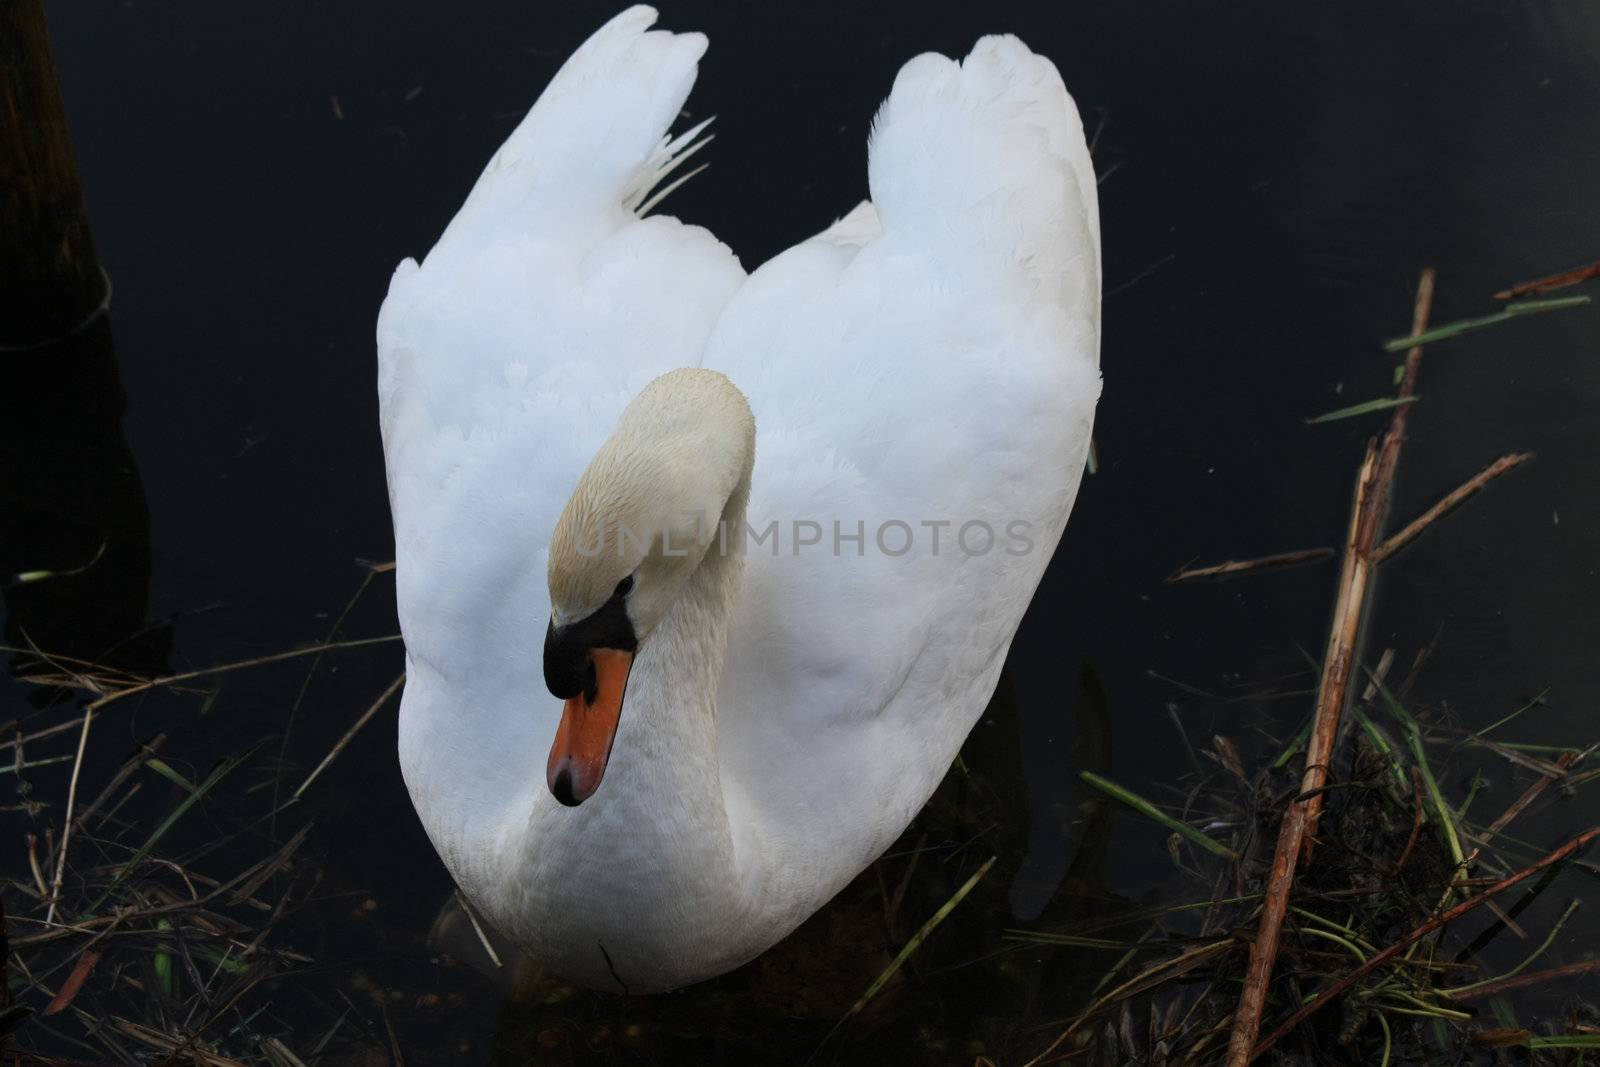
[378,5,1100,991]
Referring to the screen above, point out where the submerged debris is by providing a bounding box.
[1022,265,1599,1066]
[0,555,427,1066]
[1011,686,1598,1066]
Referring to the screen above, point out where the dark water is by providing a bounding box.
[6,1,1599,1062]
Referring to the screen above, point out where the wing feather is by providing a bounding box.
[705,35,1101,873]
[377,7,743,677]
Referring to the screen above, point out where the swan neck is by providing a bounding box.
[645,459,751,728]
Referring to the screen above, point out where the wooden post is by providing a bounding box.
[1,0,106,346]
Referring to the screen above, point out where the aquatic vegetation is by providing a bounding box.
[0,636,398,1064]
[1008,267,1600,1066]
[1009,683,1598,1065]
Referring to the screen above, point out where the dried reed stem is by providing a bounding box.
[1223,441,1376,1066]
[2,635,403,757]
[1478,750,1581,848]
[1224,269,1436,1067]
[1494,259,1600,299]
[1167,547,1335,583]
[1449,957,1600,1001]
[291,672,406,800]
[1372,451,1533,563]
[44,706,93,925]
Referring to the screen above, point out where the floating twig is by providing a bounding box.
[44,703,95,925]
[82,635,403,714]
[1480,750,1581,845]
[1372,452,1533,563]
[1,635,403,756]
[290,672,405,800]
[1168,547,1334,583]
[42,948,100,1015]
[111,1016,245,1067]
[1465,736,1572,777]
[1494,259,1600,300]
[1449,957,1600,1001]
[1391,768,1425,873]
[1360,647,1395,702]
[227,824,313,906]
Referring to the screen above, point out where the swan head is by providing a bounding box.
[542,368,754,807]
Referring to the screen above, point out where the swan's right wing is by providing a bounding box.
[704,35,1101,886]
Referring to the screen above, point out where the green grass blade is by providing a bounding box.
[1363,669,1466,871]
[1407,731,1464,870]
[0,754,75,776]
[1365,670,1421,734]
[1382,296,1590,352]
[145,757,198,793]
[1482,741,1587,754]
[87,745,258,912]
[845,854,996,1019]
[1477,689,1550,737]
[1375,1010,1393,1067]
[153,918,174,997]
[1080,772,1238,859]
[1528,1036,1600,1050]
[1273,713,1317,768]
[1350,706,1410,794]
[1305,395,1418,425]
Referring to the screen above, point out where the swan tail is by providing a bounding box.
[866,35,1100,328]
[427,5,710,262]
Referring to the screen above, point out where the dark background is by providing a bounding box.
[5,1,1598,1061]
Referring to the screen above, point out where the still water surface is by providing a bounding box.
[6,1,1599,1062]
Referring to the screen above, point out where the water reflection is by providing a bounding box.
[1,0,168,699]
[0,315,171,701]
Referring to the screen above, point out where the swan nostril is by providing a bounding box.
[550,765,582,807]
[582,659,598,705]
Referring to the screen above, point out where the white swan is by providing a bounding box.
[377,6,1100,993]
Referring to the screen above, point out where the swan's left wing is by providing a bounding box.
[377,6,745,683]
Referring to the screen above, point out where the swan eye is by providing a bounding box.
[614,574,635,598]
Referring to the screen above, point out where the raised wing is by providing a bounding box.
[377,6,744,678]
[704,35,1101,871]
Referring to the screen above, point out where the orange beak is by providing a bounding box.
[546,648,634,806]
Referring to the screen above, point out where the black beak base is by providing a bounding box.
[543,588,638,700]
